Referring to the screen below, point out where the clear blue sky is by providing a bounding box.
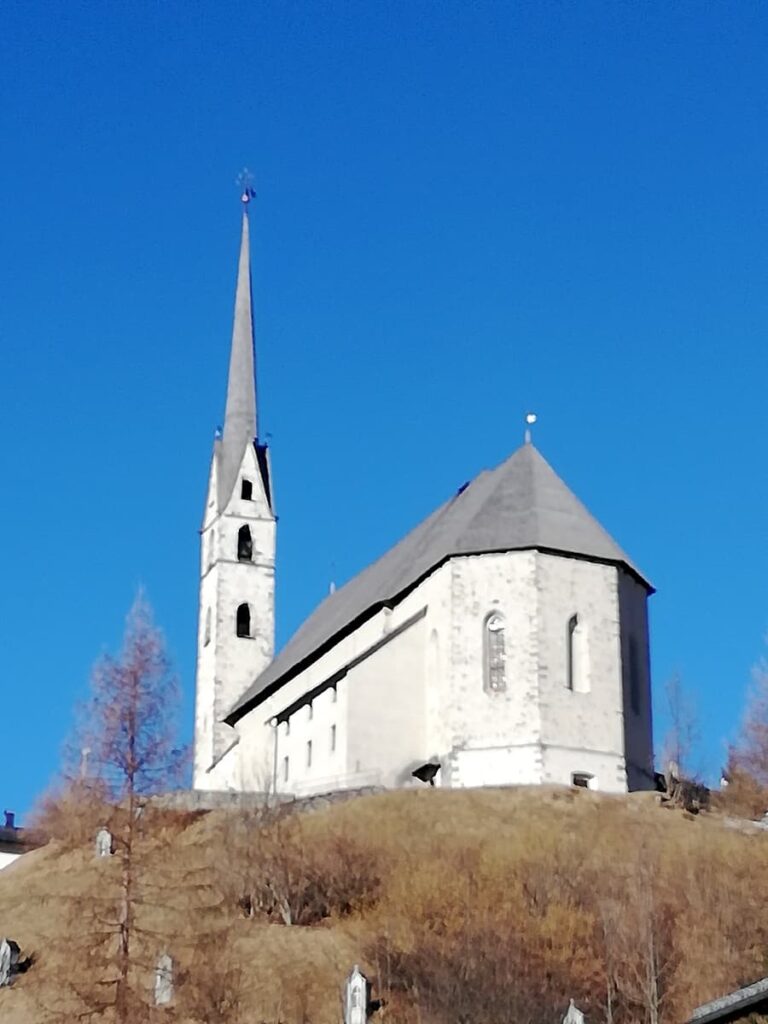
[2,1,767,819]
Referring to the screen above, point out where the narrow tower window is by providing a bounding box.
[306,740,312,768]
[237,525,253,562]
[484,612,506,693]
[236,603,251,638]
[283,756,289,782]
[204,607,211,647]
[241,479,253,500]
[330,724,336,752]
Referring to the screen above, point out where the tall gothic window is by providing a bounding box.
[567,614,579,691]
[237,525,253,562]
[567,614,589,693]
[236,603,251,638]
[484,612,506,693]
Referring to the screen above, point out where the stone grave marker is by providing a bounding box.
[0,939,20,987]
[154,952,174,1006]
[563,999,585,1024]
[345,965,369,1024]
[95,827,113,857]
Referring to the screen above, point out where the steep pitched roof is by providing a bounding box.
[687,976,768,1024]
[227,443,650,724]
[218,208,258,508]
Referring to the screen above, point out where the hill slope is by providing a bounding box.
[1,787,766,1024]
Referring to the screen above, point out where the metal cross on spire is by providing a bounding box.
[237,167,256,205]
[524,412,537,444]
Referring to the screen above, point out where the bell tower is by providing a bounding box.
[193,192,276,789]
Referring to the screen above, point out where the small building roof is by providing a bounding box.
[227,442,651,724]
[687,976,768,1024]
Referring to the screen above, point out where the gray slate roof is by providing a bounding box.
[218,209,258,509]
[687,976,768,1024]
[227,442,650,724]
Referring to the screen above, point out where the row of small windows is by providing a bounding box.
[281,725,337,782]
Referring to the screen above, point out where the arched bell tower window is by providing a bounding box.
[236,603,251,638]
[237,525,253,562]
[484,612,506,693]
[241,479,253,500]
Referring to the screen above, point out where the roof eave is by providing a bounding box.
[225,544,653,725]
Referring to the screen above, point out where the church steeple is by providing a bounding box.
[193,189,277,789]
[218,199,259,508]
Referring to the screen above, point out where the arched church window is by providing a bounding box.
[241,479,253,500]
[204,607,211,647]
[484,612,506,693]
[237,525,253,562]
[567,614,589,693]
[236,603,251,638]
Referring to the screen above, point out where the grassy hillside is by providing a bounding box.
[1,787,767,1024]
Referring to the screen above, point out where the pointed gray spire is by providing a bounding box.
[218,207,258,506]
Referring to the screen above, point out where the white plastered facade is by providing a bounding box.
[208,547,653,795]
[192,441,275,789]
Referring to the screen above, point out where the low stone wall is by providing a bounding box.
[148,785,385,815]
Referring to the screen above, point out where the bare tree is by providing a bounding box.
[38,592,186,1023]
[660,673,700,779]
[732,651,768,787]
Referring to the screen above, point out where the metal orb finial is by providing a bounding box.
[236,167,256,205]
[524,412,537,444]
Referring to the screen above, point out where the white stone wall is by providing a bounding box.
[0,851,20,871]
[427,550,649,792]
[438,552,542,787]
[346,612,428,788]
[193,443,275,789]
[235,567,447,795]
[535,553,627,792]
[226,548,653,796]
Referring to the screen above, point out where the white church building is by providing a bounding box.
[192,198,655,797]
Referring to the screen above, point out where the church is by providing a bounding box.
[192,197,655,797]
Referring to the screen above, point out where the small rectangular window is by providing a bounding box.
[306,740,312,768]
[283,756,289,782]
[241,479,253,500]
[330,724,336,752]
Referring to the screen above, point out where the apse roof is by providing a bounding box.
[226,442,651,724]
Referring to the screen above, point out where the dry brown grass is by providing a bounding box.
[2,787,768,1024]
